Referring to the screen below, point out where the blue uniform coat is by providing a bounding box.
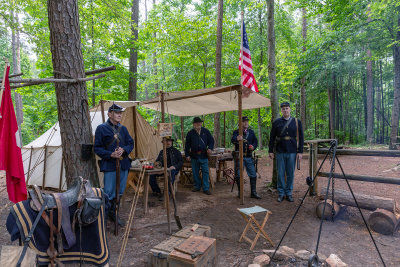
[184,127,214,159]
[231,128,258,157]
[94,119,134,171]
[268,117,304,154]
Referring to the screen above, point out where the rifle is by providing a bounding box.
[115,137,120,236]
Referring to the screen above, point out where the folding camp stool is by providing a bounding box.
[237,205,274,250]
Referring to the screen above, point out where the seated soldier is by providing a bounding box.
[150,137,183,198]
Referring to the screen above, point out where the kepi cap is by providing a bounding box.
[280,102,290,108]
[242,116,249,122]
[108,103,125,112]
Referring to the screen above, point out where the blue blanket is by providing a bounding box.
[6,188,109,266]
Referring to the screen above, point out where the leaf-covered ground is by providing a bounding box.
[1,154,399,266]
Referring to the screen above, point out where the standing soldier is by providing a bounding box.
[231,116,261,199]
[268,102,304,202]
[94,104,134,225]
[185,117,214,195]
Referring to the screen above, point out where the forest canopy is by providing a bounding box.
[2,0,400,149]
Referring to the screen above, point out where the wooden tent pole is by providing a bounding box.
[42,145,48,190]
[181,117,185,150]
[100,99,105,123]
[26,146,33,184]
[132,106,138,157]
[161,91,171,234]
[239,11,244,205]
[223,112,226,148]
[238,88,244,205]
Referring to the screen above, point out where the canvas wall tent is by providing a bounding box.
[22,101,162,191]
[140,84,271,116]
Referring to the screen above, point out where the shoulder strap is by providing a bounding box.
[279,117,293,137]
[16,198,48,267]
[197,129,207,147]
[104,122,122,149]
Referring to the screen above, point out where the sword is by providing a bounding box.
[297,154,300,170]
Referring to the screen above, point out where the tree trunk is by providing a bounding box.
[213,0,223,148]
[153,0,158,95]
[267,0,278,187]
[390,8,400,149]
[366,49,374,143]
[11,11,23,144]
[257,7,264,150]
[380,61,385,143]
[128,0,139,101]
[328,72,336,139]
[258,108,262,149]
[300,7,307,130]
[376,71,381,143]
[11,12,21,75]
[91,0,96,107]
[362,71,367,133]
[47,0,98,187]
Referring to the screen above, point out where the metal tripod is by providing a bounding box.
[269,140,386,267]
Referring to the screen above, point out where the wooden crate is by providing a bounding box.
[172,224,211,239]
[168,236,217,267]
[148,236,186,267]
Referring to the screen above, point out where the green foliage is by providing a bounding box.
[3,0,398,147]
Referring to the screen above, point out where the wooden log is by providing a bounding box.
[368,209,398,235]
[3,66,114,83]
[9,72,23,78]
[10,74,105,86]
[318,148,400,157]
[85,66,116,76]
[316,199,341,220]
[318,172,400,185]
[320,187,398,213]
[8,65,116,89]
[304,139,335,144]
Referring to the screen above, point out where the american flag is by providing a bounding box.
[239,22,259,93]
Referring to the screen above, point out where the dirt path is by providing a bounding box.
[0,155,399,266]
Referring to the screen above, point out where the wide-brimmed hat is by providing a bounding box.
[161,137,174,143]
[193,117,203,123]
[108,103,125,112]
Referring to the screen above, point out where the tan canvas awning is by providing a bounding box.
[140,84,270,116]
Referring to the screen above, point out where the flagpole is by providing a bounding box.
[0,59,10,108]
[239,11,244,205]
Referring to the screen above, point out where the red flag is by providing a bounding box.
[0,65,27,203]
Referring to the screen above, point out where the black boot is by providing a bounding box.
[250,177,261,199]
[235,178,240,198]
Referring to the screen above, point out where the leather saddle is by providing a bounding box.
[29,177,95,210]
[27,176,103,262]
